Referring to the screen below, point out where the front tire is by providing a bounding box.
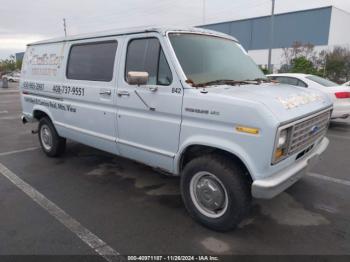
[38,117,66,157]
[181,154,251,231]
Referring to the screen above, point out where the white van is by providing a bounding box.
[20,27,332,231]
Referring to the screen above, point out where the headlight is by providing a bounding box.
[272,127,291,164]
[277,129,288,148]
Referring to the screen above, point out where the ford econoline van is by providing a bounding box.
[20,27,332,231]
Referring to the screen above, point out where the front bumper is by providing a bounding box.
[252,137,329,199]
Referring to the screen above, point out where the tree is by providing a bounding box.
[290,56,319,75]
[281,41,317,66]
[324,47,350,82]
[16,59,23,70]
[278,64,291,73]
[0,55,17,73]
[279,42,350,82]
[259,65,269,74]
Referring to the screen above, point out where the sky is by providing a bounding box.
[1,0,350,59]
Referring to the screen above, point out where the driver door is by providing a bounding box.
[116,33,183,172]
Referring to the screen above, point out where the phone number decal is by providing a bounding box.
[53,85,85,96]
[23,81,44,91]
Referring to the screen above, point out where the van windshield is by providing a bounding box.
[168,33,266,87]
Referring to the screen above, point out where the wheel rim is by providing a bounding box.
[40,124,53,151]
[190,171,228,218]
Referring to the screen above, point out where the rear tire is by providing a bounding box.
[181,154,251,232]
[38,117,66,157]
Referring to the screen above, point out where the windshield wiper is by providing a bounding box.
[188,79,253,88]
[252,78,271,83]
[237,78,271,84]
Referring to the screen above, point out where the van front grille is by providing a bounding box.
[288,110,331,155]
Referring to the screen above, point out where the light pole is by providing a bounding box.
[202,0,206,24]
[63,18,67,37]
[267,0,275,73]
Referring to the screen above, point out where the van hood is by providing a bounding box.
[205,83,333,123]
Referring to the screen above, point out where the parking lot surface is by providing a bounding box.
[0,84,350,258]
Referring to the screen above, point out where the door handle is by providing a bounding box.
[117,90,130,97]
[99,90,112,95]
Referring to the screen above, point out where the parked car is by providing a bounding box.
[20,27,332,231]
[268,73,350,119]
[2,72,20,82]
[343,81,350,86]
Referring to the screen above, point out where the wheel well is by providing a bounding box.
[179,145,252,182]
[33,110,50,121]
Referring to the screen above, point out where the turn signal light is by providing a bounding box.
[335,92,350,99]
[236,126,260,135]
[274,148,284,159]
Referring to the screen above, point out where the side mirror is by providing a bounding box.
[127,71,149,85]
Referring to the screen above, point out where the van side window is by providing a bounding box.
[67,41,118,82]
[158,49,173,86]
[125,38,172,86]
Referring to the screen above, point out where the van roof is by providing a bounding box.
[28,26,238,46]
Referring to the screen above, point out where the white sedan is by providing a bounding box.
[268,73,350,119]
